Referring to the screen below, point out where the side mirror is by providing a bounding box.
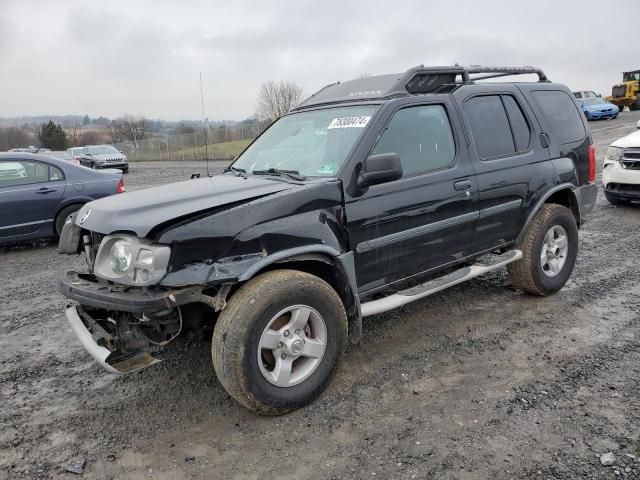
[358,153,403,188]
[85,152,93,156]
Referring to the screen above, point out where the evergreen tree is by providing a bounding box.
[83,114,91,126]
[38,120,68,150]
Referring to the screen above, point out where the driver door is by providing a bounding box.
[344,101,479,295]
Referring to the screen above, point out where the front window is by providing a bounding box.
[90,145,119,155]
[232,105,378,177]
[623,72,640,82]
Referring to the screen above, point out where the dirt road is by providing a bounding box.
[1,113,640,479]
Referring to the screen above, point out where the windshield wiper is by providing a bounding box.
[252,168,306,181]
[224,166,247,177]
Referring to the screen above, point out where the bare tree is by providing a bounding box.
[67,123,81,147]
[112,115,147,146]
[256,81,303,122]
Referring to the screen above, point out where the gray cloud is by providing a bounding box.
[0,0,637,120]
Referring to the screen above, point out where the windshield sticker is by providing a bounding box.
[317,163,338,175]
[327,116,371,129]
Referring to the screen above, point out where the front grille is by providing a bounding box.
[621,149,640,170]
[612,84,627,98]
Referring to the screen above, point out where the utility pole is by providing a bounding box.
[200,72,210,176]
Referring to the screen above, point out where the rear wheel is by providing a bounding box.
[212,270,347,415]
[54,204,83,236]
[91,162,98,170]
[508,204,578,296]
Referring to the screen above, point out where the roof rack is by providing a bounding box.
[294,65,549,111]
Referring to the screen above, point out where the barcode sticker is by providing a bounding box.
[327,116,371,129]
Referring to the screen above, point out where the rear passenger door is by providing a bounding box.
[0,160,66,239]
[456,87,555,251]
[345,99,479,294]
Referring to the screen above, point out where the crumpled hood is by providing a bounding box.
[75,175,297,236]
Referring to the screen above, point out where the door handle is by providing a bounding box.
[35,187,56,194]
[454,180,472,191]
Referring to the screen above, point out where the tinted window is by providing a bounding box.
[464,95,514,159]
[502,96,531,151]
[0,161,60,187]
[371,104,455,176]
[531,90,586,144]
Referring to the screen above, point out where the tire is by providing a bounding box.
[508,204,578,296]
[91,163,98,170]
[604,190,629,206]
[212,269,347,415]
[121,167,129,174]
[54,204,83,236]
[629,103,638,112]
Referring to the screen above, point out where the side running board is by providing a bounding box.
[360,250,522,317]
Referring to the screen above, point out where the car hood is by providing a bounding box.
[75,175,298,236]
[611,130,640,149]
[583,103,617,112]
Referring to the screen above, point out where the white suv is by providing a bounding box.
[603,120,640,204]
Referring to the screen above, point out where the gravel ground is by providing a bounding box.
[1,113,640,480]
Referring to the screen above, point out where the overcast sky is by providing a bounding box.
[1,0,637,121]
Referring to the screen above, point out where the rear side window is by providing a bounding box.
[371,104,455,177]
[530,90,586,144]
[464,96,515,159]
[502,96,531,151]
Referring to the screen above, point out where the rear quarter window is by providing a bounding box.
[530,90,586,144]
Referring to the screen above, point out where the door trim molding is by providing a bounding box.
[355,198,523,254]
[478,199,522,218]
[356,210,479,253]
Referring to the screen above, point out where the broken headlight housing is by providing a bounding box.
[94,234,171,286]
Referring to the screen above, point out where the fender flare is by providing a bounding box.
[515,183,579,244]
[237,245,363,343]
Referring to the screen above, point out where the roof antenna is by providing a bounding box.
[200,72,210,177]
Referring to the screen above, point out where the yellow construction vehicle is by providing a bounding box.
[606,70,640,111]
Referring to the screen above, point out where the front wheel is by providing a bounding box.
[508,204,578,296]
[212,270,348,415]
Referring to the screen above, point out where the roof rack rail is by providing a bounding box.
[294,65,550,111]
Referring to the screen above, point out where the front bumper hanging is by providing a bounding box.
[58,271,203,313]
[66,305,160,373]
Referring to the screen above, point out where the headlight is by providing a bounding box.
[605,146,624,163]
[94,235,171,286]
[109,240,132,273]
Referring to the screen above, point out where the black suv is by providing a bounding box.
[58,65,597,414]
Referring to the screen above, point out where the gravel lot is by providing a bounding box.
[2,113,640,480]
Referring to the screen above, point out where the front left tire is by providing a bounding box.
[55,204,83,236]
[212,269,348,415]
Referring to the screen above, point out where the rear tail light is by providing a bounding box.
[117,178,125,193]
[588,144,596,182]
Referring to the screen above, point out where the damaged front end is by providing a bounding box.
[60,271,232,373]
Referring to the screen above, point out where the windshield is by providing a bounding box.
[582,98,606,106]
[232,105,378,177]
[623,72,640,82]
[91,146,119,155]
